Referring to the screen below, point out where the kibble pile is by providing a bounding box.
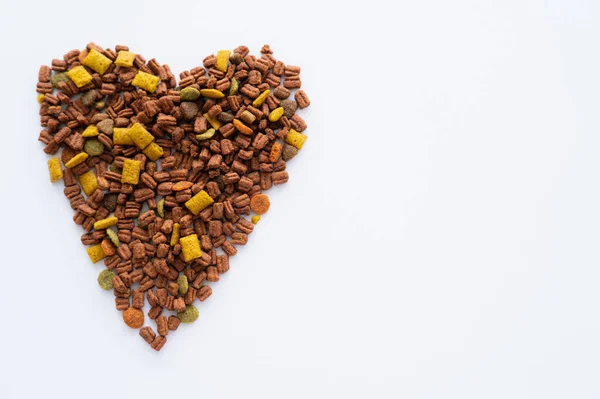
[36,43,309,351]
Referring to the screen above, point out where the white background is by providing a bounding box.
[1,0,599,398]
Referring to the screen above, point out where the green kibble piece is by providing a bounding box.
[177,275,189,295]
[157,198,165,217]
[84,138,105,156]
[109,163,122,174]
[180,87,201,101]
[98,270,116,290]
[94,101,106,110]
[177,305,199,324]
[106,228,120,247]
[229,78,238,96]
[51,72,69,88]
[196,128,216,141]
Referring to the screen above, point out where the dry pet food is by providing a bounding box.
[36,43,310,351]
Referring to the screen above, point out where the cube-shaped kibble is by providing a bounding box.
[121,159,141,185]
[285,129,307,150]
[47,158,63,183]
[115,51,136,67]
[113,128,133,145]
[78,170,98,196]
[180,234,202,262]
[66,66,93,88]
[83,49,112,75]
[128,123,155,149]
[82,125,99,137]
[142,142,164,161]
[185,190,214,215]
[86,243,106,263]
[131,71,160,93]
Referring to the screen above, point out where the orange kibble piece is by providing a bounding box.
[172,181,193,191]
[250,194,270,215]
[269,142,282,163]
[123,307,144,329]
[233,119,253,135]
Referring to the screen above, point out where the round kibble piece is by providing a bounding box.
[180,102,199,120]
[96,119,114,135]
[97,269,116,290]
[123,307,144,328]
[84,138,105,156]
[250,194,270,215]
[280,99,297,119]
[177,305,199,324]
[180,87,200,101]
[50,72,69,88]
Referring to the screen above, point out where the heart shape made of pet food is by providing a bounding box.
[36,42,310,351]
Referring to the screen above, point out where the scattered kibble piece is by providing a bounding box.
[177,305,199,324]
[185,190,214,215]
[204,113,222,130]
[252,89,270,107]
[199,89,224,99]
[114,51,135,67]
[84,138,104,156]
[47,158,63,182]
[180,87,200,101]
[94,216,118,230]
[170,223,180,246]
[250,194,271,215]
[121,159,141,185]
[131,71,159,93]
[86,244,106,263]
[97,270,116,290]
[64,152,89,168]
[81,125,99,137]
[142,142,163,161]
[177,275,189,295]
[106,229,120,247]
[66,66,93,88]
[127,123,154,149]
[215,50,231,72]
[180,234,202,262]
[83,49,112,75]
[285,129,307,150]
[268,107,284,122]
[251,215,261,224]
[113,128,133,145]
[78,170,98,195]
[123,307,144,329]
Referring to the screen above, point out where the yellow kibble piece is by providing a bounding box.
[268,107,284,122]
[66,66,93,88]
[64,152,89,168]
[79,170,98,196]
[121,159,141,185]
[170,223,180,246]
[47,158,63,183]
[185,190,214,215]
[115,51,136,67]
[87,244,106,263]
[215,50,231,72]
[82,125,99,137]
[285,129,307,150]
[142,142,164,161]
[94,216,119,230]
[128,123,155,149]
[252,89,270,107]
[199,89,225,99]
[131,71,160,93]
[180,234,202,262]
[37,94,45,103]
[113,128,133,145]
[251,215,261,224]
[204,113,222,130]
[83,49,112,75]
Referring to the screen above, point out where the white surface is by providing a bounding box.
[1,0,599,397]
